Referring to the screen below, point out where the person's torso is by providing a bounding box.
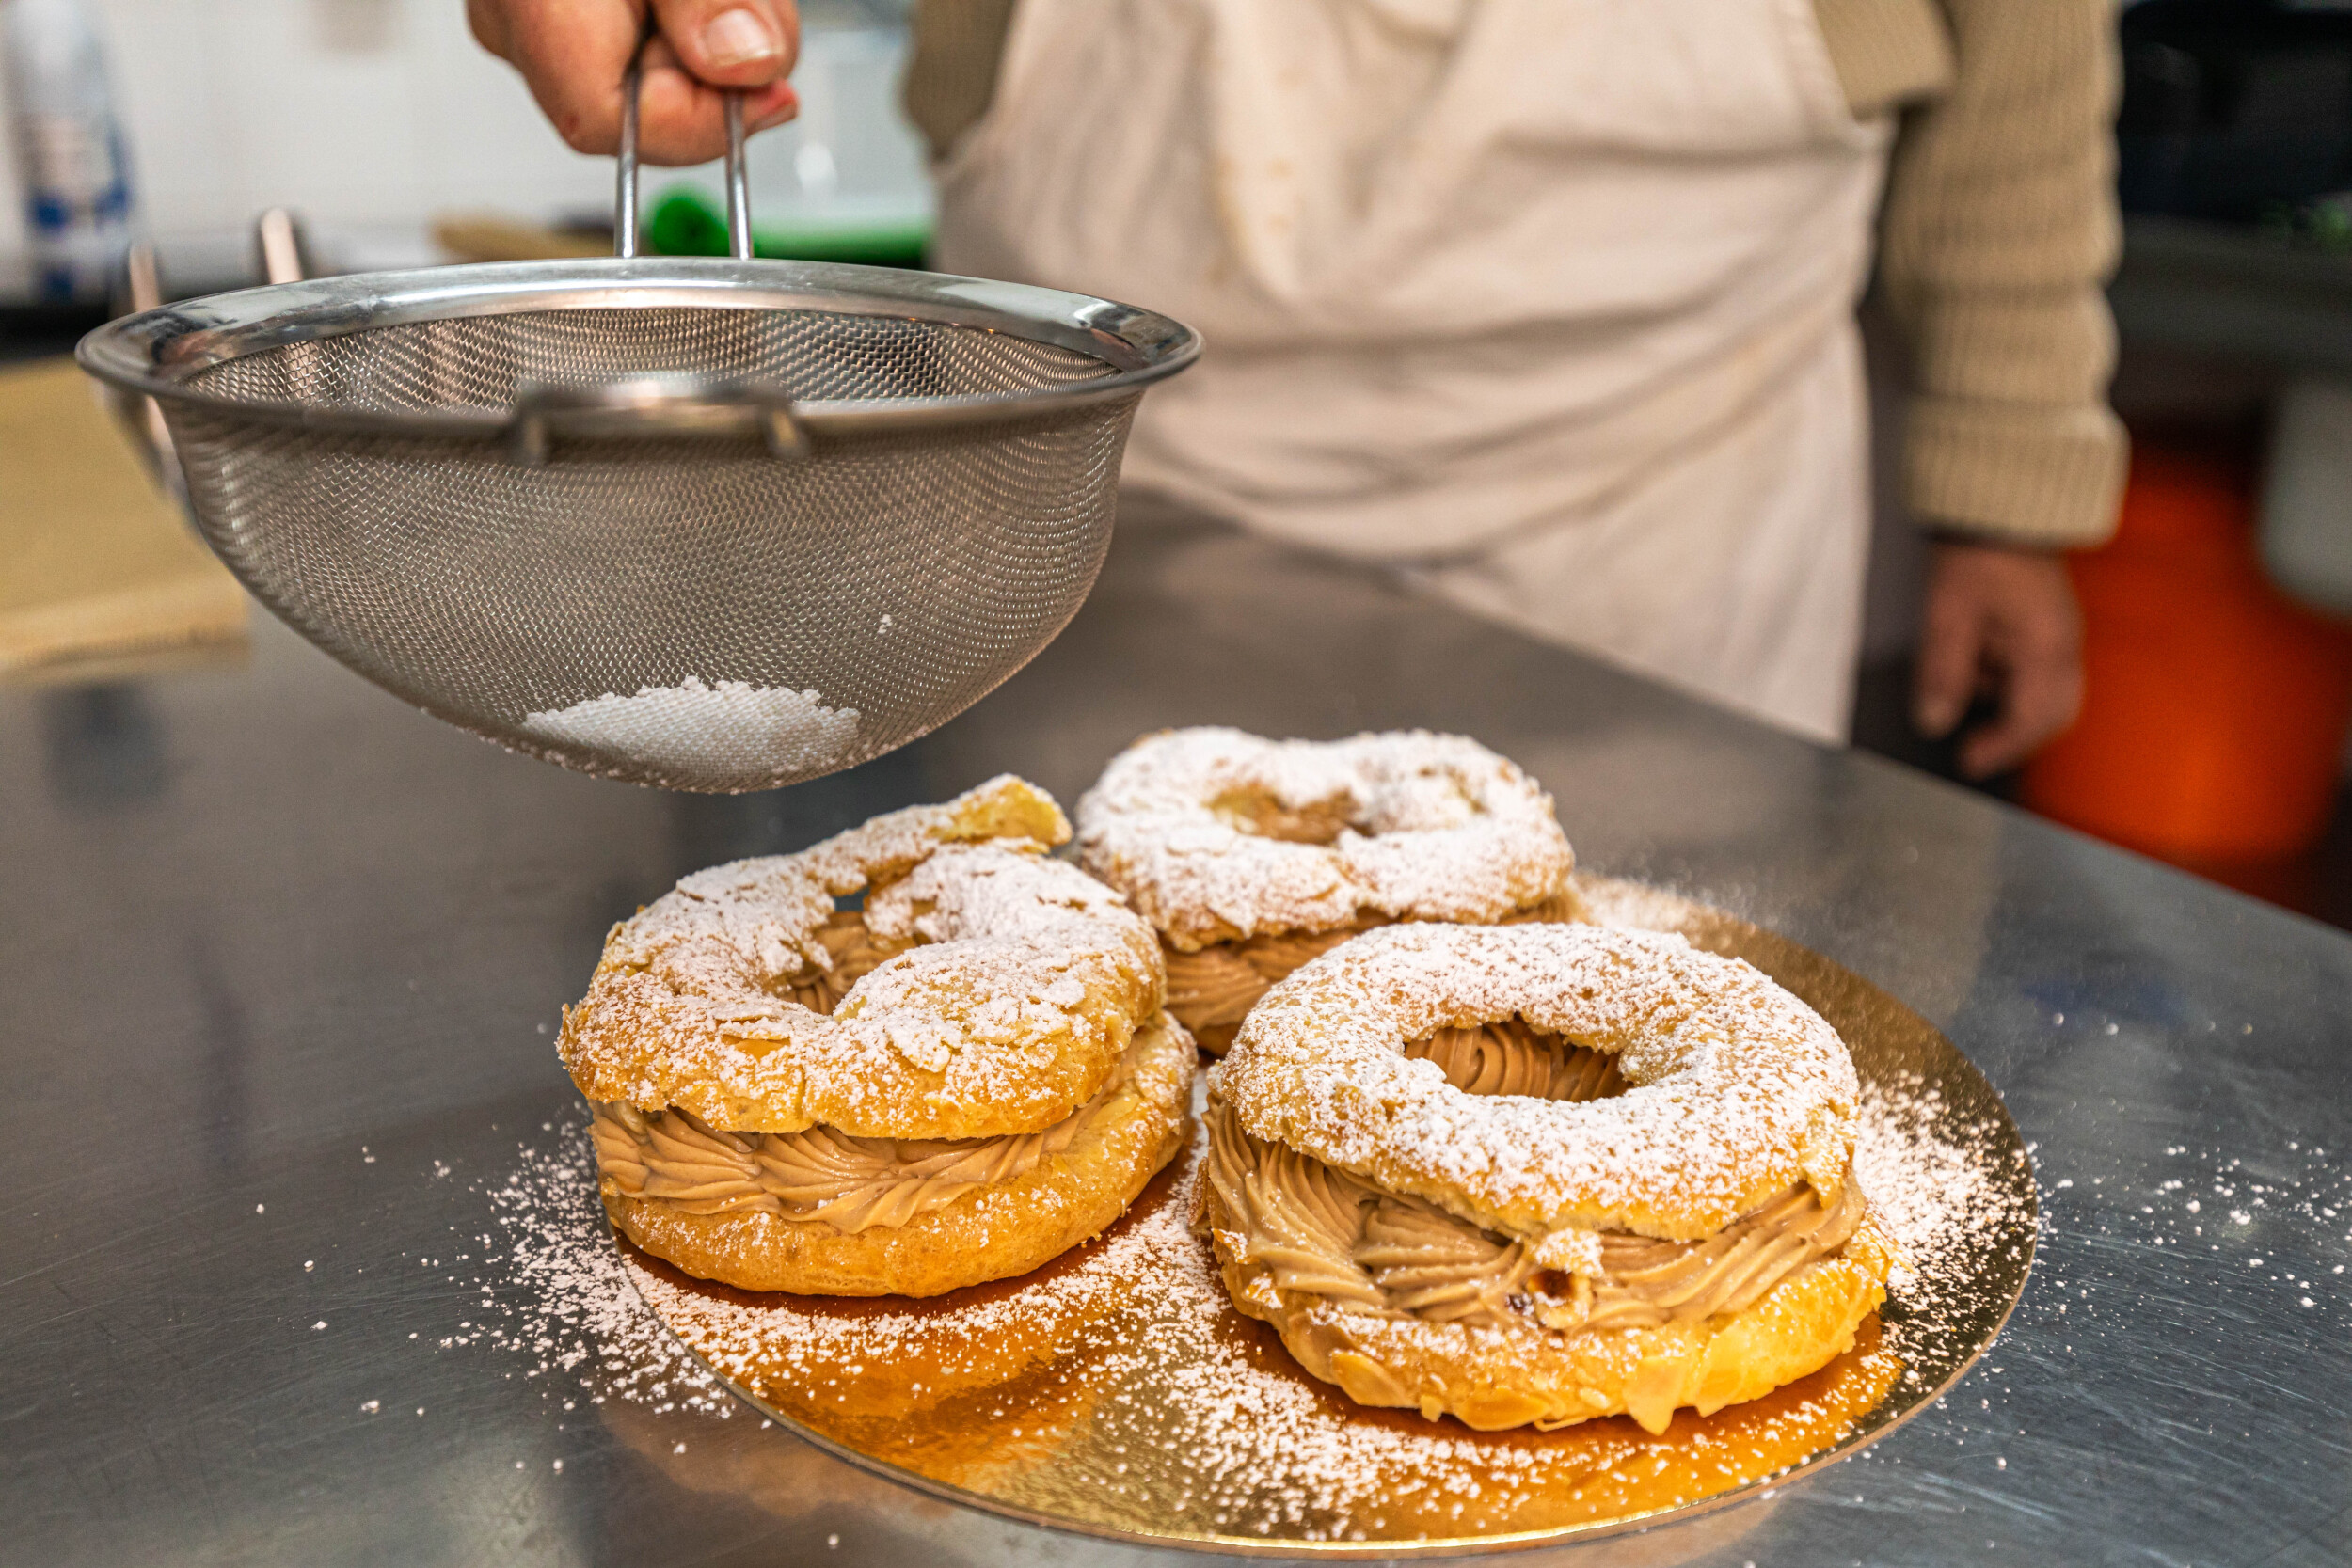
[932,0,1893,560]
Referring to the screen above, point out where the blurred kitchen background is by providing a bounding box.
[6,0,2352,926]
[0,0,928,305]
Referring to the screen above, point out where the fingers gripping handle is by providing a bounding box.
[546,35,795,465]
[614,32,754,261]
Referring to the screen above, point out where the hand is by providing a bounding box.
[468,0,800,166]
[1913,539,2085,779]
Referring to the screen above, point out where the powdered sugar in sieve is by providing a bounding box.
[520,676,859,777]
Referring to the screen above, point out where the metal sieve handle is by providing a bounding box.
[615,35,753,262]
[509,375,807,463]
[547,31,787,464]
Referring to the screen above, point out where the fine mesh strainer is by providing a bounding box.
[77,60,1198,792]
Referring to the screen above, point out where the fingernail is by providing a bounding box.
[702,8,780,66]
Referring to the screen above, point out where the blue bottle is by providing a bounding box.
[2,0,134,302]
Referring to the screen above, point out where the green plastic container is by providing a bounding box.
[645,185,930,269]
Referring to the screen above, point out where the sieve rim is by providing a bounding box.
[76,257,1200,442]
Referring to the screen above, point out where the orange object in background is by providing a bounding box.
[2024,440,2352,864]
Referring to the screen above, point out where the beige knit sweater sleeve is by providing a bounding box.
[1868,0,2129,549]
[905,0,2129,550]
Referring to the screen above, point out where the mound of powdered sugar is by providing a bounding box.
[521,676,858,777]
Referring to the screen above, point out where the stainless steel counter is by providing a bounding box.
[4,502,2346,1566]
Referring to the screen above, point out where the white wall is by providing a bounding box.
[0,0,928,287]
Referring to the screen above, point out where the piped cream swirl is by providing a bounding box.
[1160,895,1585,1050]
[593,1036,1139,1233]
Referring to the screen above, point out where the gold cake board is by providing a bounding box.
[617,878,2037,1556]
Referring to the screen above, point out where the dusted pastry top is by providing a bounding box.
[1217,922,1860,1241]
[559,776,1165,1142]
[592,1029,1146,1233]
[1077,728,1574,951]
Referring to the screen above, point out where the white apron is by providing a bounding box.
[933,0,1892,740]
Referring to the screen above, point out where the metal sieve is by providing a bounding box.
[76,56,1198,792]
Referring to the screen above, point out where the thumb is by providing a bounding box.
[651,0,797,87]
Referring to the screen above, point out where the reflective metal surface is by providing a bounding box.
[634,884,2035,1555]
[5,499,2348,1566]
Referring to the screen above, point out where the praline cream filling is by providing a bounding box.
[1201,1020,1867,1333]
[1162,893,1585,1039]
[591,1037,1137,1233]
[1163,921,1384,1034]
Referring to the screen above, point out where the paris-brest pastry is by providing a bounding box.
[1199,921,1897,1433]
[1076,727,1579,1053]
[560,776,1194,1296]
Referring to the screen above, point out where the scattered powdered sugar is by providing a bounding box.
[1852,1073,2037,1386]
[521,676,858,778]
[445,1122,731,1417]
[1076,728,1573,947]
[450,1058,2021,1546]
[1855,1080,2011,1287]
